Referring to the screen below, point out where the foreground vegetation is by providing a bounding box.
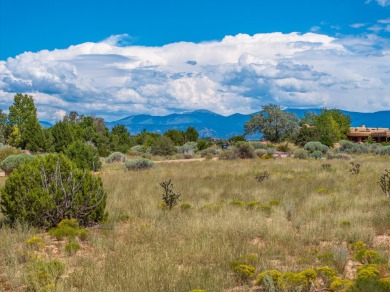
[0,156,389,291]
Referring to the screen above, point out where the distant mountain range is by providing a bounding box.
[40,109,390,139]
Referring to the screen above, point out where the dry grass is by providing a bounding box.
[0,156,389,291]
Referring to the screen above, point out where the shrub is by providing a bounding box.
[327,153,352,160]
[0,154,107,228]
[26,236,45,250]
[293,149,309,159]
[356,264,380,280]
[349,162,361,175]
[180,202,192,210]
[378,278,390,291]
[160,179,181,210]
[200,145,219,158]
[0,153,33,174]
[276,142,291,153]
[218,148,237,160]
[254,149,268,157]
[105,152,126,163]
[355,249,385,264]
[379,169,390,199]
[304,141,329,154]
[65,242,81,255]
[338,140,369,154]
[311,150,324,159]
[255,171,270,182]
[150,136,177,156]
[176,142,197,154]
[329,277,354,291]
[0,146,24,163]
[250,141,268,150]
[316,266,336,287]
[49,219,89,240]
[376,145,390,155]
[26,259,65,290]
[234,141,255,159]
[65,140,102,171]
[232,264,255,283]
[255,269,282,287]
[125,158,155,171]
[269,200,279,206]
[278,272,307,291]
[229,200,245,207]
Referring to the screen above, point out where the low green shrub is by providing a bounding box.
[327,153,352,160]
[218,148,237,160]
[105,152,126,163]
[338,140,369,154]
[232,264,255,282]
[234,141,255,159]
[246,201,260,209]
[316,266,337,287]
[200,145,219,157]
[49,219,89,241]
[229,200,245,207]
[125,158,155,171]
[26,259,65,291]
[180,202,192,210]
[356,264,380,280]
[26,236,45,250]
[329,277,354,291]
[255,269,282,287]
[311,150,323,159]
[304,141,329,154]
[0,146,24,163]
[293,149,309,159]
[376,145,390,155]
[65,242,81,255]
[0,153,33,174]
[254,149,268,157]
[176,142,197,154]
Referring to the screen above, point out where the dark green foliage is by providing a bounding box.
[8,94,46,151]
[300,109,351,146]
[234,141,255,158]
[0,154,107,228]
[164,129,185,146]
[196,140,212,151]
[228,135,246,143]
[65,140,101,171]
[244,104,299,143]
[111,124,133,153]
[160,179,181,209]
[51,121,75,153]
[125,158,155,171]
[184,126,199,142]
[150,136,177,156]
[0,153,33,174]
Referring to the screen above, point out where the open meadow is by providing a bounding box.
[0,156,389,291]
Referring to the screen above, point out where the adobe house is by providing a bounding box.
[347,125,390,143]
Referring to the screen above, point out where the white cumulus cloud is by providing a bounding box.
[0,32,390,122]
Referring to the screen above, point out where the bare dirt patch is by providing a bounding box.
[373,234,390,248]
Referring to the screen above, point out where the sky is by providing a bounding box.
[0,0,390,122]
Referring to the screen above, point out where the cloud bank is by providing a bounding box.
[1,32,390,121]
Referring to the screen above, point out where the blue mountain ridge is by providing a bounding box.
[40,109,390,139]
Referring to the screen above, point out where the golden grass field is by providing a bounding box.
[0,156,389,291]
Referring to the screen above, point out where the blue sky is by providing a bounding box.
[0,0,390,121]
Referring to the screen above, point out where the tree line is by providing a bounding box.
[0,94,200,155]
